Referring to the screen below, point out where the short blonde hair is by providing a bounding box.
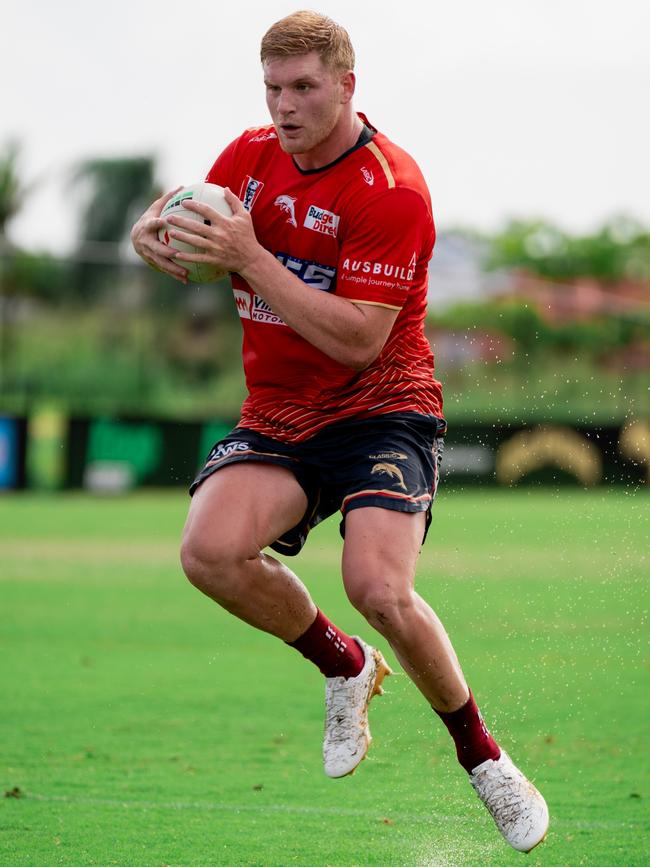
[260,10,355,72]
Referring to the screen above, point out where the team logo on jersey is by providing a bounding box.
[371,462,407,490]
[248,131,277,143]
[274,194,298,227]
[361,166,374,186]
[303,205,340,238]
[275,252,336,292]
[239,176,264,212]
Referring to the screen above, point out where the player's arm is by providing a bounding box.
[130,187,190,282]
[166,189,412,370]
[247,253,398,370]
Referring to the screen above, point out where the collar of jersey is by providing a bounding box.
[291,114,376,176]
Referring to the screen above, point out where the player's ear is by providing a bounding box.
[340,70,356,104]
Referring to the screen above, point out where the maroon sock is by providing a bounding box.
[287,609,365,679]
[435,690,501,773]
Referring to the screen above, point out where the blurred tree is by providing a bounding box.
[0,140,24,240]
[0,141,27,393]
[72,155,158,297]
[75,156,156,245]
[487,216,650,283]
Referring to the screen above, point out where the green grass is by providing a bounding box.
[1,489,648,866]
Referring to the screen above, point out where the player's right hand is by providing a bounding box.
[130,187,189,283]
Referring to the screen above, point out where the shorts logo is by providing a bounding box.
[239,176,264,212]
[304,205,340,238]
[371,462,407,490]
[369,452,408,460]
[207,441,250,463]
[274,194,298,227]
[361,166,374,186]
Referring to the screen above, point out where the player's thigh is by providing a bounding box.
[341,506,426,607]
[183,462,308,560]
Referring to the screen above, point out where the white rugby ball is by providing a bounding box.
[159,182,232,283]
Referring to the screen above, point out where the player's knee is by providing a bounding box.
[346,578,414,632]
[180,533,256,596]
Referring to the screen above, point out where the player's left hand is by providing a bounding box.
[165,188,262,275]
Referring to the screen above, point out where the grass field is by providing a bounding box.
[1,488,648,866]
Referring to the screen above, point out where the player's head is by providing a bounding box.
[260,10,355,72]
[260,12,358,164]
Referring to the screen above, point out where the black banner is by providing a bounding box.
[58,416,649,490]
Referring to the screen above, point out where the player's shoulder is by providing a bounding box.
[241,123,280,145]
[335,134,431,231]
[361,130,430,202]
[221,124,281,160]
[335,116,431,210]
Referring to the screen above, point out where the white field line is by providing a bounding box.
[24,793,643,830]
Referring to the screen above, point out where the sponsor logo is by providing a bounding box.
[361,166,374,186]
[233,286,286,326]
[208,440,250,463]
[342,258,415,282]
[233,288,251,319]
[274,194,298,227]
[239,176,264,212]
[371,462,407,490]
[248,131,277,143]
[369,452,408,461]
[275,252,336,292]
[303,204,340,238]
[252,294,286,325]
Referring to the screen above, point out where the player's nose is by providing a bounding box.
[276,89,296,115]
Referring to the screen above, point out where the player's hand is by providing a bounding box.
[164,188,263,275]
[130,188,190,283]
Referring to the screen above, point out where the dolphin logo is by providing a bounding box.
[371,462,407,491]
[274,194,298,227]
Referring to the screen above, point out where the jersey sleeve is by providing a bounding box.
[336,187,435,309]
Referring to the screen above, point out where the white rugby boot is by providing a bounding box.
[470,750,549,852]
[323,637,392,778]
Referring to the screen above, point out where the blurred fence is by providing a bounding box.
[1,412,648,492]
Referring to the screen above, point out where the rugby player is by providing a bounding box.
[131,11,549,852]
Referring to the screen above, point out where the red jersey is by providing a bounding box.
[206,113,443,443]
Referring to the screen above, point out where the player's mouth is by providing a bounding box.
[280,123,302,136]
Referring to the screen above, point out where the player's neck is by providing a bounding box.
[293,112,363,172]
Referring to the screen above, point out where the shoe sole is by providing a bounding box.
[524,831,547,854]
[370,648,393,698]
[340,649,393,778]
